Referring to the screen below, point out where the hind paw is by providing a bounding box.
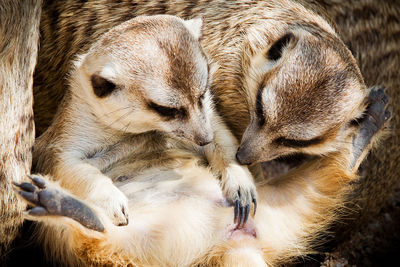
[15,175,105,232]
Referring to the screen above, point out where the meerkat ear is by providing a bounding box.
[90,73,116,98]
[183,17,203,39]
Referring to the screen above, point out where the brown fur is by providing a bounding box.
[25,0,390,265]
[22,126,381,266]
[1,0,397,265]
[0,0,41,258]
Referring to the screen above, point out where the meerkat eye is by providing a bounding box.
[90,74,117,98]
[148,102,187,119]
[275,136,323,148]
[267,33,294,61]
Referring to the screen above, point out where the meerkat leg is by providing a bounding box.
[14,175,104,232]
[203,113,257,228]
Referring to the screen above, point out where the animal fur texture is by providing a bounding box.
[0,0,397,265]
[32,0,399,237]
[19,86,390,266]
[17,3,391,267]
[0,0,41,258]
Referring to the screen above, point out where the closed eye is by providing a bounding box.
[148,102,186,119]
[275,136,323,148]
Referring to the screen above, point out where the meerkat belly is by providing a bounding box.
[84,135,257,240]
[110,153,218,203]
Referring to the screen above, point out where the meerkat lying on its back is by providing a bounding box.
[31,15,256,228]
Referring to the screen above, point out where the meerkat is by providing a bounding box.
[0,0,40,259]
[15,2,393,267]
[31,15,256,230]
[16,86,390,266]
[2,0,396,265]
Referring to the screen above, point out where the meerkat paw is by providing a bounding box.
[14,174,105,232]
[89,181,129,226]
[222,164,257,228]
[350,86,390,168]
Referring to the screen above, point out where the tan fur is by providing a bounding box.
[34,0,371,170]
[32,0,396,235]
[30,15,258,265]
[0,0,40,258]
[0,0,393,265]
[28,129,369,266]
[20,2,389,267]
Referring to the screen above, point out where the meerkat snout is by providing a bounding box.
[236,146,251,165]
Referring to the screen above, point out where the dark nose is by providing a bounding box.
[236,146,252,165]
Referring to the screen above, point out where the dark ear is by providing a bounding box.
[267,33,295,61]
[90,74,116,98]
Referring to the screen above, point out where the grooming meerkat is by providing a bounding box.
[31,15,256,229]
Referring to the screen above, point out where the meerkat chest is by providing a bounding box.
[84,133,202,183]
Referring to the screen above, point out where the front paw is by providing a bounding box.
[90,181,129,226]
[222,164,257,228]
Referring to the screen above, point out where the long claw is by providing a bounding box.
[234,200,239,223]
[252,198,257,216]
[14,182,36,193]
[28,175,46,189]
[243,205,250,227]
[17,190,39,205]
[29,206,48,216]
[121,206,129,225]
[238,207,245,228]
[385,109,391,121]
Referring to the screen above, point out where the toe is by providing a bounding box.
[28,175,46,189]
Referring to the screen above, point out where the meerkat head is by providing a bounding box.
[71,15,214,146]
[237,23,367,165]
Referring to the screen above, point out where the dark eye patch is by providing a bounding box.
[267,33,294,61]
[256,83,266,127]
[275,136,323,148]
[148,102,187,119]
[90,74,117,98]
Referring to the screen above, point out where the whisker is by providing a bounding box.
[107,108,134,129]
[104,106,133,117]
